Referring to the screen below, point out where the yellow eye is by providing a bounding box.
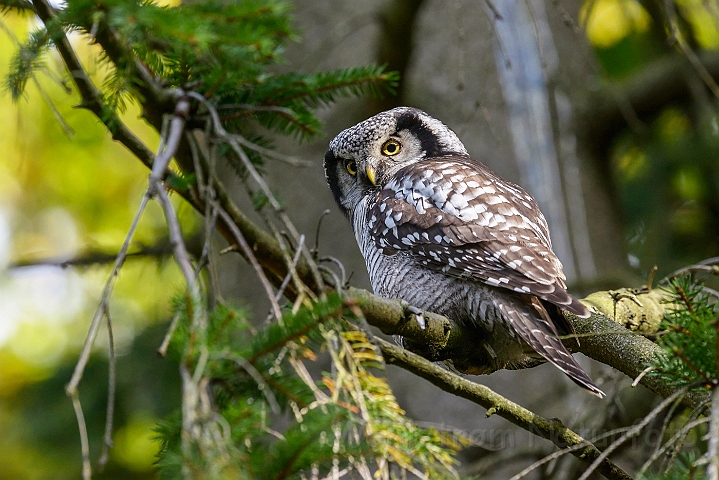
[345,160,358,176]
[382,139,401,156]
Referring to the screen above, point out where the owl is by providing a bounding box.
[323,107,603,397]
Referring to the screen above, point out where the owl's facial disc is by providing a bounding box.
[324,106,470,217]
[323,149,374,218]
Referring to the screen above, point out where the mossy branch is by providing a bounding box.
[350,285,709,409]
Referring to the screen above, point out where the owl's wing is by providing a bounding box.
[366,157,589,317]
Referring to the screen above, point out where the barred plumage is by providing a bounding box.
[324,107,603,397]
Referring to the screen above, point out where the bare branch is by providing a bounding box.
[65,192,149,393]
[98,305,116,470]
[232,134,311,167]
[69,388,92,480]
[216,353,281,414]
[664,0,719,98]
[639,417,710,476]
[271,234,306,317]
[187,91,326,298]
[706,387,719,479]
[576,387,690,480]
[8,236,204,270]
[509,427,632,480]
[215,203,283,322]
[664,256,719,282]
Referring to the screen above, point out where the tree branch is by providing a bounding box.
[580,51,719,156]
[347,286,708,409]
[376,337,633,480]
[32,0,157,170]
[7,234,205,269]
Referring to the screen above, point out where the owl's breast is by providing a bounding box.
[352,197,478,317]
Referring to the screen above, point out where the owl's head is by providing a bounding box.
[324,107,467,217]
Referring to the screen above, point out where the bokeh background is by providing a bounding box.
[1,0,718,478]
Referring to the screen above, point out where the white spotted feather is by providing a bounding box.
[366,157,589,316]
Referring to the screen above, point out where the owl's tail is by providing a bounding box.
[498,298,605,398]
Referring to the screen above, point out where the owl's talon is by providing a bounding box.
[405,304,426,330]
[415,313,426,330]
[610,290,644,308]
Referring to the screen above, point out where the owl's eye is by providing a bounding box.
[381,139,401,156]
[345,159,358,176]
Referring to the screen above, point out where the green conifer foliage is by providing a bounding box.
[157,295,467,478]
[7,0,398,140]
[653,275,719,389]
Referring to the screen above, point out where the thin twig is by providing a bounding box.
[70,389,92,480]
[188,91,326,298]
[31,73,75,137]
[313,209,331,254]
[8,239,197,269]
[0,18,75,137]
[271,234,305,312]
[232,133,311,167]
[639,417,710,476]
[158,307,184,357]
[318,265,342,293]
[186,129,223,309]
[157,259,207,357]
[217,353,281,413]
[62,188,149,480]
[320,256,348,288]
[98,305,116,470]
[261,210,313,304]
[188,92,283,210]
[663,257,719,283]
[214,203,282,322]
[646,265,658,290]
[576,387,690,480]
[664,0,719,98]
[150,94,188,184]
[636,392,687,477]
[466,447,549,477]
[632,366,655,387]
[66,193,149,398]
[705,386,719,479]
[662,397,711,472]
[153,185,201,316]
[509,427,632,480]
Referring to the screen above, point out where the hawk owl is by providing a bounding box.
[323,107,603,397]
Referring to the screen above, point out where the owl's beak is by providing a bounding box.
[365,165,377,186]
